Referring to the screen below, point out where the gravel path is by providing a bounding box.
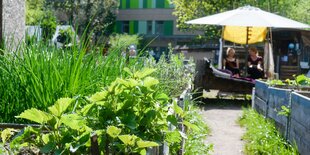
[201,103,245,155]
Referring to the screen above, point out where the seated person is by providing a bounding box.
[223,47,240,78]
[247,47,264,79]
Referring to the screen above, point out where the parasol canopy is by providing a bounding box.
[186,5,310,28]
[186,5,310,78]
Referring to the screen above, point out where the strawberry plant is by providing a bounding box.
[9,98,92,154]
[4,68,189,154]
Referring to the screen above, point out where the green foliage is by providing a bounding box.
[183,99,212,155]
[85,68,172,150]
[0,35,210,154]
[239,108,298,155]
[294,74,310,86]
[267,79,285,86]
[47,0,119,40]
[40,10,57,41]
[109,34,141,51]
[4,70,179,154]
[26,0,57,41]
[267,74,310,88]
[11,97,91,154]
[26,0,45,25]
[286,0,310,25]
[144,50,192,97]
[172,0,307,39]
[278,106,291,117]
[0,40,138,123]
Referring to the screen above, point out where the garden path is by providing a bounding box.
[201,102,245,155]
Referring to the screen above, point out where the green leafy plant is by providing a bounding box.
[11,98,91,154]
[0,38,142,123]
[278,105,291,117]
[5,68,187,154]
[239,108,298,155]
[83,68,174,153]
[294,74,310,86]
[183,99,213,155]
[144,50,192,97]
[267,75,310,90]
[267,79,285,86]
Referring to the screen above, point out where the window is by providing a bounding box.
[147,21,153,34]
[122,21,129,33]
[155,21,164,35]
[156,0,164,8]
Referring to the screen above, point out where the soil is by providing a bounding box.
[200,100,247,155]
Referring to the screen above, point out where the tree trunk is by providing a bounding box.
[0,0,3,51]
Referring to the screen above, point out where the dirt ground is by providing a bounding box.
[201,100,247,155]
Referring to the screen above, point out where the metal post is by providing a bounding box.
[218,26,224,69]
[245,27,250,76]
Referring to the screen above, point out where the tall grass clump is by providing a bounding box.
[0,35,142,123]
[144,48,192,97]
[238,108,298,155]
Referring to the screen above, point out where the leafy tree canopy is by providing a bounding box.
[26,0,45,25]
[46,0,119,42]
[171,0,308,39]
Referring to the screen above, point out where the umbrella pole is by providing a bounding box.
[245,27,249,77]
[218,26,225,69]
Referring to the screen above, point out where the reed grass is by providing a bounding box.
[0,38,142,123]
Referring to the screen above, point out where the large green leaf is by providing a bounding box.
[89,91,108,102]
[167,115,178,126]
[143,77,159,88]
[16,108,53,124]
[107,126,122,138]
[48,98,74,117]
[134,68,157,79]
[60,114,86,130]
[137,140,159,148]
[40,141,56,153]
[40,133,56,153]
[70,132,91,153]
[296,74,310,85]
[127,79,139,87]
[140,149,147,155]
[165,130,182,144]
[1,128,18,144]
[123,67,133,76]
[118,135,137,146]
[183,120,200,131]
[42,133,52,144]
[122,113,137,130]
[80,103,95,115]
[173,101,184,116]
[155,93,169,101]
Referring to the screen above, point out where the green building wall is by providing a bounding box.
[115,20,174,36]
[119,0,172,9]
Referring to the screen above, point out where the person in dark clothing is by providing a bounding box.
[247,47,264,79]
[223,47,240,77]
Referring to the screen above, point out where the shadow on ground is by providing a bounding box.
[199,98,251,110]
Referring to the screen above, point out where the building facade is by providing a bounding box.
[115,0,202,56]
